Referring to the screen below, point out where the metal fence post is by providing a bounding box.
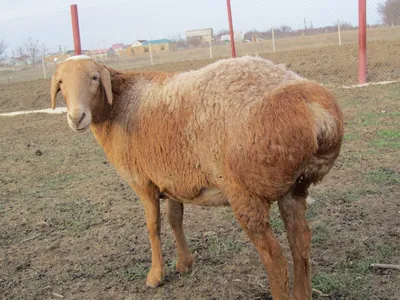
[70,4,82,55]
[359,0,367,84]
[226,0,236,58]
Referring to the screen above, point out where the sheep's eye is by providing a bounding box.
[58,79,63,84]
[91,75,98,80]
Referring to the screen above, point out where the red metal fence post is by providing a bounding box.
[70,4,82,55]
[226,0,236,58]
[358,0,367,84]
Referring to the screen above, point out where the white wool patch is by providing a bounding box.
[65,55,92,61]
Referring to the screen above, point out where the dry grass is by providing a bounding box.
[0,55,399,299]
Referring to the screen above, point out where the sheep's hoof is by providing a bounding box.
[146,267,165,288]
[176,255,195,274]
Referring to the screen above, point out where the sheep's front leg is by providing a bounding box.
[228,190,290,300]
[278,193,312,300]
[167,199,194,273]
[137,188,165,288]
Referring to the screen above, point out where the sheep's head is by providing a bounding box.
[50,55,113,133]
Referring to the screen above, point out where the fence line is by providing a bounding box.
[0,1,398,86]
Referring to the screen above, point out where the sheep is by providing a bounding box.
[50,54,344,300]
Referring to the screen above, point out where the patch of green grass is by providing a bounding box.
[346,258,376,275]
[207,235,243,256]
[305,198,324,219]
[360,112,378,126]
[371,243,399,261]
[269,204,285,234]
[221,207,236,222]
[124,262,149,281]
[310,187,383,207]
[386,88,400,101]
[53,199,103,233]
[366,168,399,185]
[384,111,400,117]
[377,129,400,139]
[312,242,399,299]
[270,217,285,234]
[166,258,178,274]
[370,139,400,149]
[344,132,361,141]
[312,258,376,298]
[354,111,398,128]
[44,173,95,192]
[369,129,400,149]
[312,270,372,299]
[312,224,330,245]
[312,273,345,294]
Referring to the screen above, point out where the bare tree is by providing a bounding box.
[244,29,260,41]
[187,37,202,48]
[25,37,41,67]
[15,46,28,65]
[15,46,25,57]
[279,25,292,34]
[214,29,230,40]
[40,43,48,58]
[170,34,188,49]
[378,0,400,25]
[0,39,7,63]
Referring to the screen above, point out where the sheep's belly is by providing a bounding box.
[160,188,230,207]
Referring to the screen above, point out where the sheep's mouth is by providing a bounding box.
[76,125,89,132]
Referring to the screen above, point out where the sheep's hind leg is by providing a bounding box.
[228,190,290,300]
[136,187,165,288]
[167,199,194,273]
[278,191,312,300]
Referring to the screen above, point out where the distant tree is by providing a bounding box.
[215,29,230,41]
[40,43,48,57]
[25,37,42,67]
[14,37,47,67]
[340,22,353,30]
[279,25,292,33]
[216,29,229,36]
[187,37,202,48]
[244,29,273,41]
[0,39,7,63]
[378,0,400,25]
[244,29,259,41]
[15,46,26,57]
[170,34,188,49]
[11,45,27,66]
[175,39,188,49]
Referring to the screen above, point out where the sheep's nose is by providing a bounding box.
[69,112,86,126]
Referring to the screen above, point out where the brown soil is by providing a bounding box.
[0,50,399,300]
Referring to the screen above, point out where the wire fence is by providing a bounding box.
[0,0,399,89]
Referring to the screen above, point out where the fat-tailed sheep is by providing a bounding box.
[50,55,344,300]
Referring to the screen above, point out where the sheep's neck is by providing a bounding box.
[89,89,118,151]
[90,85,134,160]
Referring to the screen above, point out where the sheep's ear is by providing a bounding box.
[50,74,60,110]
[100,67,113,105]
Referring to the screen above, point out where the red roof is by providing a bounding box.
[111,43,127,50]
[15,55,30,61]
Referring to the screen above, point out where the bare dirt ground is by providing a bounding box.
[0,49,399,300]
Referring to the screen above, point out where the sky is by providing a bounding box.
[0,0,384,55]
